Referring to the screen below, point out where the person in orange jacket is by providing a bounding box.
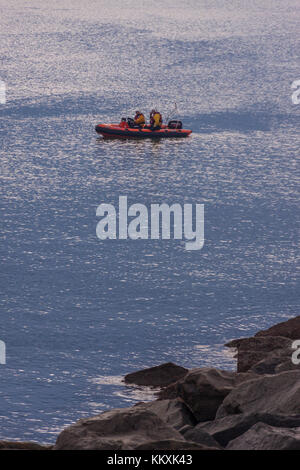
[134,111,146,128]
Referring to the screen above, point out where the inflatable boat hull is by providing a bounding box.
[95,124,192,139]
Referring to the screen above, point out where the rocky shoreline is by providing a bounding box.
[1,316,299,450]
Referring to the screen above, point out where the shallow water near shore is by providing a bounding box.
[0,0,299,442]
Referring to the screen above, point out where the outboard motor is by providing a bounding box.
[127,117,135,128]
[168,120,183,129]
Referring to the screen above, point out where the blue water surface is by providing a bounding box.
[0,0,299,442]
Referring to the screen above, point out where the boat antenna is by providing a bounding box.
[165,102,178,123]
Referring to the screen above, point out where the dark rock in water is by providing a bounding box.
[183,427,222,449]
[255,315,300,340]
[134,398,197,430]
[124,362,188,387]
[194,413,300,447]
[225,336,292,373]
[0,441,51,450]
[54,407,185,450]
[135,440,220,450]
[216,371,300,419]
[226,422,300,450]
[158,368,256,422]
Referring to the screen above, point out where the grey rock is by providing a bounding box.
[216,371,300,418]
[249,345,299,375]
[275,359,300,374]
[183,427,222,449]
[226,422,300,450]
[195,413,300,447]
[178,424,194,435]
[135,440,220,450]
[255,315,300,340]
[159,367,256,422]
[54,407,185,450]
[124,362,188,387]
[135,399,197,430]
[225,336,292,373]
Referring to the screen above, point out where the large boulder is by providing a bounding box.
[183,427,222,449]
[135,440,219,450]
[54,407,185,450]
[249,347,298,375]
[226,422,300,450]
[193,413,300,447]
[158,368,256,422]
[216,371,300,418]
[255,316,300,340]
[134,399,197,430]
[225,336,292,373]
[124,362,188,387]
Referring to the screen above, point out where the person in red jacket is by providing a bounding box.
[119,118,129,129]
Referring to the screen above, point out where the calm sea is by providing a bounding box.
[0,0,299,442]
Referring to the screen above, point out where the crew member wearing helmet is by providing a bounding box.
[134,111,146,128]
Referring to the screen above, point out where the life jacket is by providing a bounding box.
[134,112,146,126]
[153,112,162,127]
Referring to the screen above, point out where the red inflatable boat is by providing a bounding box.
[95,121,192,139]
